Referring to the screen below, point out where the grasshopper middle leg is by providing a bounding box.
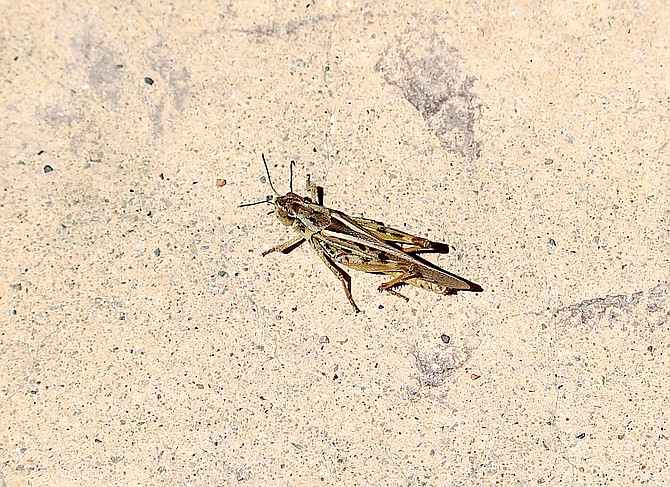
[310,237,360,313]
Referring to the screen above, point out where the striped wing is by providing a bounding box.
[312,211,480,293]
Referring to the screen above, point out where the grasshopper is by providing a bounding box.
[242,154,482,313]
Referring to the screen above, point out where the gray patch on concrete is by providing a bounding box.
[375,33,482,160]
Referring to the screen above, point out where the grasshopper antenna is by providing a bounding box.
[261,153,280,197]
[240,154,279,208]
[239,196,272,208]
[289,160,295,194]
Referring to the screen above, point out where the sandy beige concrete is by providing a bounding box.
[1,1,669,485]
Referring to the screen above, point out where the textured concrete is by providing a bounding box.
[2,1,669,485]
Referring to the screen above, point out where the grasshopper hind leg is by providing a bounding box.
[378,266,421,302]
[310,237,361,313]
[381,286,410,302]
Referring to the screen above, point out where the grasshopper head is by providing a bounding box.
[243,154,328,232]
[273,193,304,227]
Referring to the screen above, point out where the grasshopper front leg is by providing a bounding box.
[306,174,324,205]
[310,237,361,313]
[262,236,306,256]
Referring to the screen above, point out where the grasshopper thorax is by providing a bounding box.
[275,192,331,233]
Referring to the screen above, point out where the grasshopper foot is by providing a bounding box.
[378,284,410,302]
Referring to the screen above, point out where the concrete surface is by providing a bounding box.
[2,1,669,485]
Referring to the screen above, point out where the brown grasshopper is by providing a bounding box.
[242,154,482,313]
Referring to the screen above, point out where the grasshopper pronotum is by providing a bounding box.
[242,155,482,313]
